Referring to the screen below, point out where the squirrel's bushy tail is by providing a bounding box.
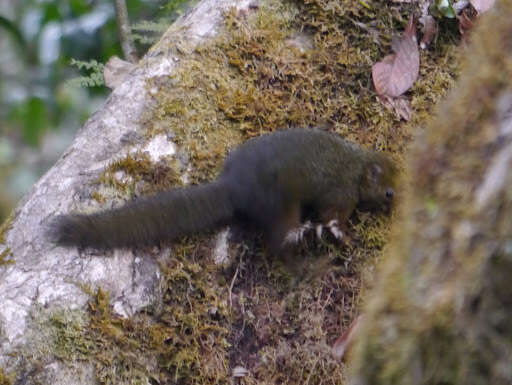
[50,181,233,249]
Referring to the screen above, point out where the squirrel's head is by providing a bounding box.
[358,154,397,212]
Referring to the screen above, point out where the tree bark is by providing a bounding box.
[2,0,504,384]
[349,2,512,384]
[0,0,253,383]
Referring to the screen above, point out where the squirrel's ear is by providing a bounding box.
[366,163,383,184]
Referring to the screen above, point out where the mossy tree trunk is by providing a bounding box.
[0,0,490,383]
[349,2,512,384]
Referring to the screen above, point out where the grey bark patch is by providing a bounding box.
[0,0,252,383]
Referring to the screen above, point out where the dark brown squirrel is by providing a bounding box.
[50,129,396,252]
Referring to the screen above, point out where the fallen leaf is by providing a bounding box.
[332,315,364,360]
[419,15,438,49]
[372,16,419,98]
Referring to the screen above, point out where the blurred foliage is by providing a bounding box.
[132,0,193,44]
[0,0,192,221]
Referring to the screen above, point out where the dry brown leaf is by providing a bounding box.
[372,17,419,97]
[419,15,438,49]
[332,315,363,360]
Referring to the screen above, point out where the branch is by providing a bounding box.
[114,0,138,63]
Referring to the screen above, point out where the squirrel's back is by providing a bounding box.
[220,129,390,226]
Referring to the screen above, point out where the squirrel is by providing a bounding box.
[49,129,396,253]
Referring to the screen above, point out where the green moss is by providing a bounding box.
[0,212,14,245]
[99,152,181,197]
[71,248,232,384]
[0,368,13,385]
[0,213,15,266]
[91,191,105,204]
[0,248,13,266]
[51,310,97,362]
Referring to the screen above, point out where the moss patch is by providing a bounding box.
[0,212,14,245]
[0,212,14,266]
[100,152,182,198]
[0,368,13,385]
[48,249,231,384]
[0,248,14,266]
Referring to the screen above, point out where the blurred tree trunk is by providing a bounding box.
[114,0,138,63]
[349,2,512,384]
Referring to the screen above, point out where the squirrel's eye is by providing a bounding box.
[385,188,394,199]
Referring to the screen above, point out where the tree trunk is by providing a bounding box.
[349,2,512,384]
[0,1,253,383]
[2,0,499,384]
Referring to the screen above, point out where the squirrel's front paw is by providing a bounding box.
[315,219,344,241]
[326,219,344,240]
[283,221,313,244]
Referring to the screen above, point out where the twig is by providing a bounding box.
[114,0,138,63]
[229,263,240,311]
